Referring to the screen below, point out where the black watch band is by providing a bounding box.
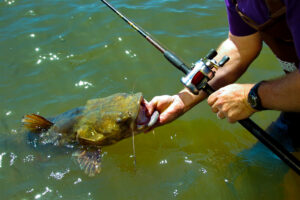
[247,81,266,111]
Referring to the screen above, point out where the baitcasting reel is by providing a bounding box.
[180,49,230,95]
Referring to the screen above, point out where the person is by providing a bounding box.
[146,0,300,151]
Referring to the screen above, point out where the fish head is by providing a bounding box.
[76,93,157,146]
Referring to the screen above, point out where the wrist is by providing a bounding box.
[177,88,207,112]
[247,81,266,111]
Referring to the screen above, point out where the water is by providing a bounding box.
[1,0,299,199]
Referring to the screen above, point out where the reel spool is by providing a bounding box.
[181,49,229,95]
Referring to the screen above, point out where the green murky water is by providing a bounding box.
[1,0,299,199]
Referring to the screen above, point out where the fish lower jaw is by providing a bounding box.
[136,124,146,131]
[135,110,159,131]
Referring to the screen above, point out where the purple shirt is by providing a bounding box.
[225,0,300,64]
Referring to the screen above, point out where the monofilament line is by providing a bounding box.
[132,131,137,169]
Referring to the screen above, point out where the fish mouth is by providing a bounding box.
[135,97,159,131]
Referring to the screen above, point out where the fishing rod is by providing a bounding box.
[100,0,300,175]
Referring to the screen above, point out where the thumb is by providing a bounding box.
[157,102,177,125]
[145,97,159,115]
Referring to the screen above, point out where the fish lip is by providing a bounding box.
[135,96,147,127]
[135,96,159,131]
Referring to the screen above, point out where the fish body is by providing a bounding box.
[22,93,159,176]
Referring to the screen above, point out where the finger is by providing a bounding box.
[207,91,219,106]
[147,97,159,114]
[211,105,218,113]
[144,100,153,116]
[143,99,156,118]
[143,98,149,104]
[217,111,225,119]
[157,101,179,125]
[227,117,236,124]
[148,111,160,127]
[211,100,220,113]
[227,111,238,124]
[143,111,160,133]
[143,113,162,133]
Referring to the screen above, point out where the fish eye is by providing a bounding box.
[116,117,122,123]
[127,111,132,117]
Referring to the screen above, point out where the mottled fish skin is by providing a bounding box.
[22,93,153,176]
[74,93,143,146]
[23,93,144,147]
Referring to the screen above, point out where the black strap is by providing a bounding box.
[265,0,284,16]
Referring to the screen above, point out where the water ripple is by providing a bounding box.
[0,152,6,168]
[49,168,70,180]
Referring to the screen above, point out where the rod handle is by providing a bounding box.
[202,83,300,175]
[164,51,190,74]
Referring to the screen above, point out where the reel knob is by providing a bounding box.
[218,56,230,67]
[205,49,218,60]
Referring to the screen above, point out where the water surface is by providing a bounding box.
[1,0,299,199]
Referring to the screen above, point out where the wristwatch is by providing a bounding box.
[247,81,266,111]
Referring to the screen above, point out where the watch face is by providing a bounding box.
[248,93,258,108]
[248,81,265,111]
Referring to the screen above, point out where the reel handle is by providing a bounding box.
[218,56,230,67]
[206,49,218,60]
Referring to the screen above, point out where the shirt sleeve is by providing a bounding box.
[283,0,300,65]
[225,0,257,36]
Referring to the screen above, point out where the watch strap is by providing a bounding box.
[248,81,266,110]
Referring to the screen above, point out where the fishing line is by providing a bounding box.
[132,131,137,169]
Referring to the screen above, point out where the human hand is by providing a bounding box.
[145,94,186,127]
[207,83,257,123]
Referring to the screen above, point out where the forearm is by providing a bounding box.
[177,32,262,112]
[259,71,300,112]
